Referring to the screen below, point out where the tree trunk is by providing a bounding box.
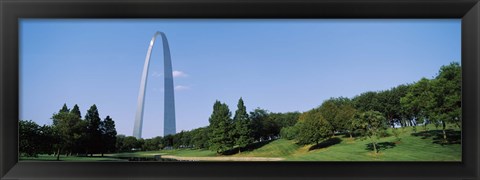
[349,133,352,139]
[373,142,377,154]
[442,121,447,142]
[56,148,61,161]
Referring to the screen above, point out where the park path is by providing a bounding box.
[161,155,284,161]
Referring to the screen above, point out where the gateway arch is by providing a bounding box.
[133,31,176,139]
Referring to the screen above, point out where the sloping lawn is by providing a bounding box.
[235,124,461,161]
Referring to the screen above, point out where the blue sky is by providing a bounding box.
[19,19,460,138]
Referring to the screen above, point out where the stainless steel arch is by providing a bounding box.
[133,31,176,139]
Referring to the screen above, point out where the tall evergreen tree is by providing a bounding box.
[53,103,70,126]
[69,104,87,155]
[70,104,82,119]
[101,115,117,155]
[85,104,102,156]
[60,103,70,113]
[208,100,233,153]
[233,97,253,152]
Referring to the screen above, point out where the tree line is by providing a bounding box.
[20,104,117,160]
[113,98,300,154]
[282,62,461,153]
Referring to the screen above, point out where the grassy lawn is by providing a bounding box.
[233,139,300,158]
[21,124,461,161]
[20,154,125,161]
[240,124,461,161]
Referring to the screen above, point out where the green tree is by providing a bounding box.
[318,97,356,137]
[391,84,411,127]
[19,120,42,157]
[233,98,253,152]
[354,110,387,154]
[68,104,87,155]
[152,136,165,150]
[173,131,185,148]
[85,104,102,156]
[353,91,382,113]
[70,104,82,118]
[52,103,70,126]
[338,104,357,138]
[249,108,270,141]
[400,78,434,131]
[115,134,127,152]
[429,62,461,142]
[296,108,333,145]
[143,136,164,151]
[377,85,409,128]
[318,100,338,136]
[37,124,57,155]
[280,123,301,140]
[208,100,234,153]
[122,136,140,151]
[51,104,85,160]
[191,127,210,149]
[269,112,301,129]
[262,117,281,140]
[60,103,70,113]
[101,115,117,155]
[163,134,175,148]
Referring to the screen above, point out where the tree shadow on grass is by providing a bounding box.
[221,140,274,155]
[308,137,342,151]
[365,142,396,152]
[411,129,461,145]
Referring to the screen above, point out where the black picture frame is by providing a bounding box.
[1,0,479,179]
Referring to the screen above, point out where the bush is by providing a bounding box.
[392,128,402,141]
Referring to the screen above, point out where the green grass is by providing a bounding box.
[21,124,461,161]
[253,124,461,161]
[234,139,300,157]
[20,154,125,161]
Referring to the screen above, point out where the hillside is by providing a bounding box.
[234,124,461,161]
